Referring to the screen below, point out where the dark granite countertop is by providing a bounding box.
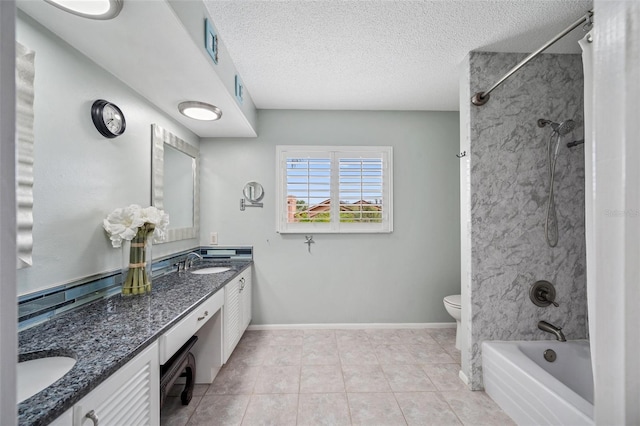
[17,260,252,426]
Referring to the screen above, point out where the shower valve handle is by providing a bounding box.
[530,280,559,308]
[540,290,559,307]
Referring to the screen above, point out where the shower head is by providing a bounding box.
[554,120,576,135]
[537,118,576,135]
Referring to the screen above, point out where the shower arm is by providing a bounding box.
[471,10,593,106]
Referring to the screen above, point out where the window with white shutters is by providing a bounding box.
[276,146,393,233]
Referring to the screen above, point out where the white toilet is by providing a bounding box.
[443,294,462,349]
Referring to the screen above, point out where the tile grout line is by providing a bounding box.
[442,394,466,426]
[391,392,410,426]
[337,330,354,425]
[182,394,203,426]
[295,363,302,425]
[241,332,267,425]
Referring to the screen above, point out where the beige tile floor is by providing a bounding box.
[161,328,515,426]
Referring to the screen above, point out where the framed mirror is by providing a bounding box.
[151,124,199,243]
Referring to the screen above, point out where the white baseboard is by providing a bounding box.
[458,369,469,386]
[247,322,456,331]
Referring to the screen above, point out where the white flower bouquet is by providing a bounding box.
[103,205,169,295]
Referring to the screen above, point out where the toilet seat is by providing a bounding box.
[444,294,461,308]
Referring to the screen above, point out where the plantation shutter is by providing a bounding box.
[277,146,392,233]
[285,156,332,223]
[338,156,384,224]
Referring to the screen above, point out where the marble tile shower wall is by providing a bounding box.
[468,52,587,389]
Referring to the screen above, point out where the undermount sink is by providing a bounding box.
[190,266,231,275]
[17,356,76,403]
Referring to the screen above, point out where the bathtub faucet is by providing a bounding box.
[538,320,566,342]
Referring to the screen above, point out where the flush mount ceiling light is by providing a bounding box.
[178,101,222,121]
[44,0,123,20]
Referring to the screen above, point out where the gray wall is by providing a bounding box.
[200,109,461,325]
[16,13,200,296]
[463,52,587,389]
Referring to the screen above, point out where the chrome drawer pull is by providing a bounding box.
[85,410,99,426]
[197,310,209,321]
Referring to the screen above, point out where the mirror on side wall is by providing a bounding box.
[151,124,199,243]
[16,42,35,269]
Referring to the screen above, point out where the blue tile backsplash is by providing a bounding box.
[18,246,252,330]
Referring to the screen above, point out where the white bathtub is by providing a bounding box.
[482,340,594,426]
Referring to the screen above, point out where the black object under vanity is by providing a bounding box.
[160,335,198,407]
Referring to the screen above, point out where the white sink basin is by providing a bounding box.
[190,266,231,275]
[17,356,76,403]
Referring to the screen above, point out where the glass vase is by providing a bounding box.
[122,227,153,296]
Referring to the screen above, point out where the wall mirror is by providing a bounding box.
[151,124,199,242]
[243,181,264,203]
[240,181,264,211]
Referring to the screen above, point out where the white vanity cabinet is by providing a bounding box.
[158,287,225,384]
[223,268,252,363]
[43,266,253,425]
[72,342,159,426]
[241,271,253,331]
[158,290,224,365]
[49,409,72,426]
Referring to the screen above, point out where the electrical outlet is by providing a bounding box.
[210,232,218,245]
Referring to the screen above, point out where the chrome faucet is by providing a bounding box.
[185,251,203,269]
[538,320,566,342]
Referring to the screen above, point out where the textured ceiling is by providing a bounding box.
[203,0,593,111]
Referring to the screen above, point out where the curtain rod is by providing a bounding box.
[471,10,594,106]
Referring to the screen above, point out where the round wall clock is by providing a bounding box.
[91,99,126,138]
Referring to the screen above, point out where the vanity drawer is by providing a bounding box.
[159,290,224,364]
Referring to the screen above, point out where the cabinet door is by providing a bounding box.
[73,342,159,426]
[223,277,242,363]
[240,271,252,331]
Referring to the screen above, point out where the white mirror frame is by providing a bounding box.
[151,124,199,243]
[16,43,35,268]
